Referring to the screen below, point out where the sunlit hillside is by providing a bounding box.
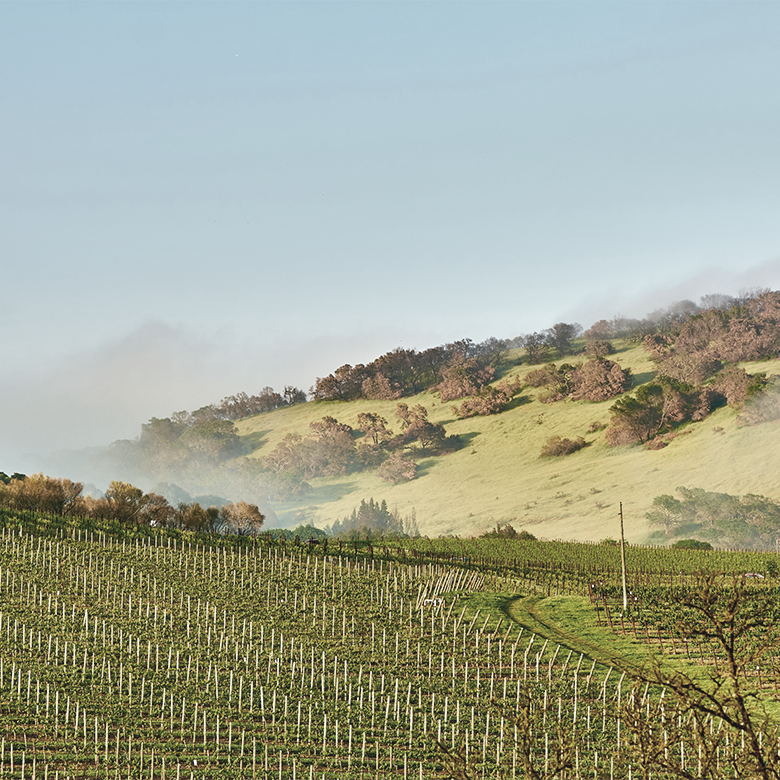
[233,342,780,543]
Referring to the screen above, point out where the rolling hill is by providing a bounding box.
[232,341,780,544]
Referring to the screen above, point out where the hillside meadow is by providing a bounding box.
[233,343,780,542]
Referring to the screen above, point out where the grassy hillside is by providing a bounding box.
[233,342,780,542]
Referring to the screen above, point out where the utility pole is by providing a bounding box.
[619,502,628,610]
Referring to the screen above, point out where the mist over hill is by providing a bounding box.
[18,287,780,546]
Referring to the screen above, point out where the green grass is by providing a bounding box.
[508,595,664,672]
[233,343,780,541]
[450,589,668,675]
[456,590,780,720]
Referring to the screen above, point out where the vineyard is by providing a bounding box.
[2,510,780,779]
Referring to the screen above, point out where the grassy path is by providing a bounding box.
[454,591,659,674]
[507,594,660,674]
[488,592,780,720]
[459,591,725,680]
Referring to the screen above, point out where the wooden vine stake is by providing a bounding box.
[619,502,628,611]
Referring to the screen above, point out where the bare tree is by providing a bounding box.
[629,574,780,780]
[438,575,780,780]
[105,481,149,526]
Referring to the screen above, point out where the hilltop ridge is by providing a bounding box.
[36,289,780,545]
[232,340,780,542]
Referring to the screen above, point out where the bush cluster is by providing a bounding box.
[452,377,524,418]
[540,435,588,457]
[262,404,460,486]
[526,359,632,404]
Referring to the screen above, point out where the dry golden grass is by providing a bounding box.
[233,343,780,542]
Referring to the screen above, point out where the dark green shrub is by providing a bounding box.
[481,523,536,540]
[672,539,713,550]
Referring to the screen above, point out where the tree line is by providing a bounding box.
[646,486,780,550]
[0,472,424,545]
[184,386,307,425]
[0,472,266,535]
[95,386,309,507]
[310,337,511,401]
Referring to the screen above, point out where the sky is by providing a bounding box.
[2,1,780,477]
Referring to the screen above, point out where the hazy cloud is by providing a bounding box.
[562,255,780,333]
[1,322,230,472]
[0,318,433,480]
[3,254,779,483]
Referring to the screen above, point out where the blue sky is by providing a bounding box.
[2,1,780,473]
